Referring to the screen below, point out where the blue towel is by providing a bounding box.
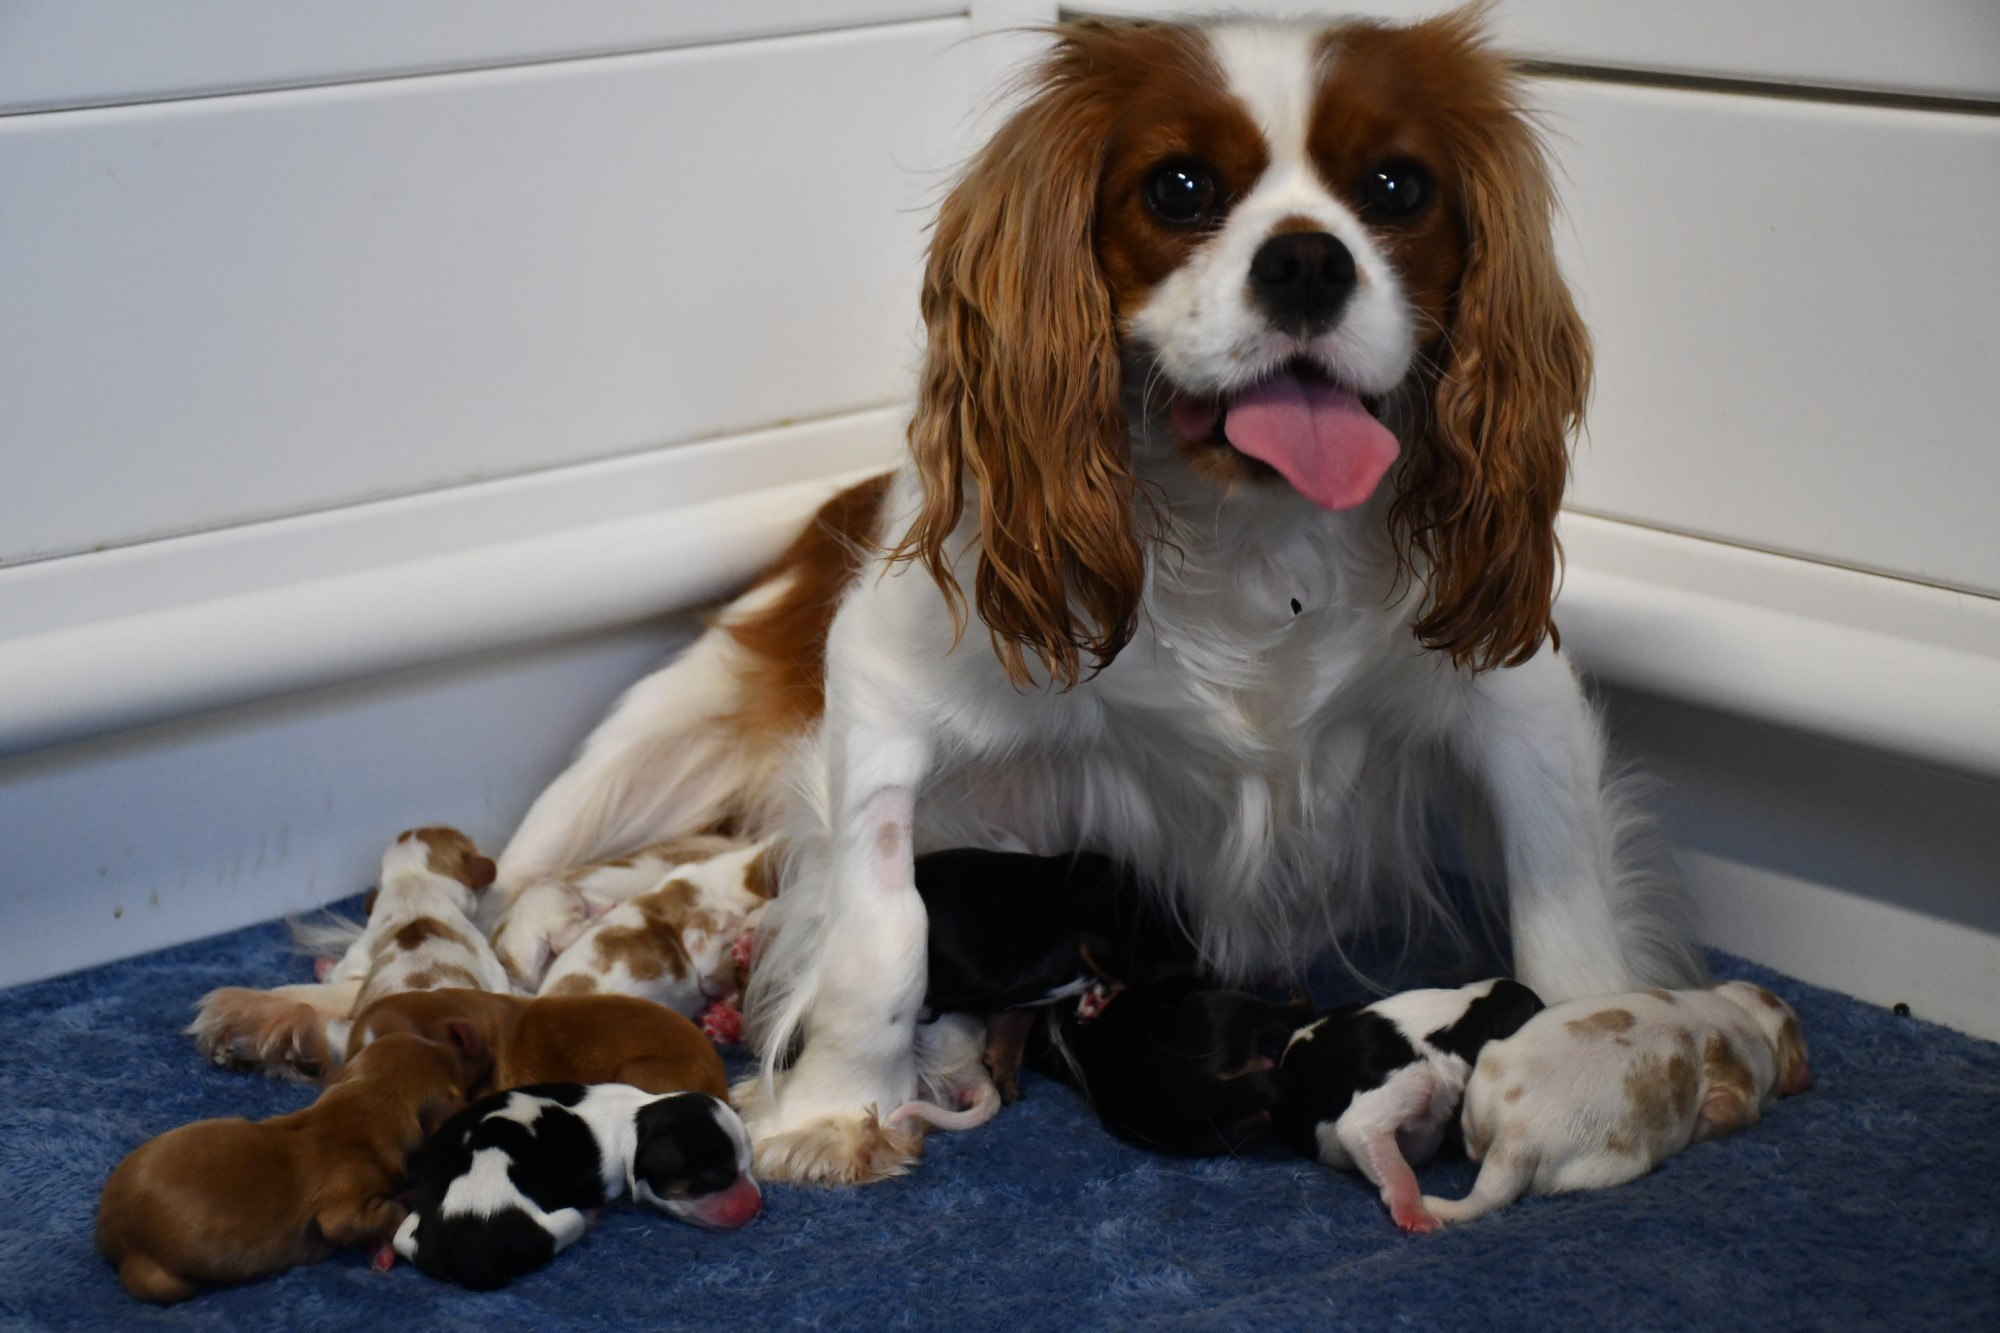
[5,903,1995,1331]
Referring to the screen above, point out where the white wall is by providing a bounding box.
[3,2,1995,1036]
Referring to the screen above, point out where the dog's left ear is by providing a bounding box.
[1392,13,1592,674]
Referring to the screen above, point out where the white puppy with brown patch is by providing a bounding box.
[189,827,510,1079]
[535,840,774,1023]
[1422,981,1813,1224]
[489,835,747,991]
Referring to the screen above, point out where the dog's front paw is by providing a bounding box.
[731,1075,924,1185]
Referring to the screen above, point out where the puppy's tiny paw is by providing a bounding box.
[1393,1204,1443,1235]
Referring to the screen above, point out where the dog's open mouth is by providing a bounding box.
[1167,360,1400,511]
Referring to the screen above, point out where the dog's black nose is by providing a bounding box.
[1247,231,1356,332]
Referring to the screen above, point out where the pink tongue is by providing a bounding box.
[1222,373,1400,511]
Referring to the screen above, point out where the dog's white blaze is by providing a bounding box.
[1131,23,1415,400]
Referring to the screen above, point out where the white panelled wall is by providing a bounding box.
[3,2,1996,1036]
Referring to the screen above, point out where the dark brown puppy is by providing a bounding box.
[347,989,728,1100]
[96,1032,485,1304]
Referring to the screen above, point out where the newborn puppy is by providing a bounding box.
[1275,979,1544,1233]
[915,850,1192,1014]
[889,1012,1001,1133]
[912,848,1199,1109]
[536,841,773,1020]
[1422,980,1814,1224]
[188,827,509,1080]
[489,834,747,991]
[393,1083,759,1290]
[1031,976,1307,1156]
[347,988,728,1099]
[96,1033,485,1304]
[339,827,513,1013]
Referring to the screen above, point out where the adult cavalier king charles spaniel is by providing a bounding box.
[493,12,1698,1183]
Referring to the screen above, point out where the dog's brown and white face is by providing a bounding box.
[898,15,1589,687]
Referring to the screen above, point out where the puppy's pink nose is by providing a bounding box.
[690,1175,762,1230]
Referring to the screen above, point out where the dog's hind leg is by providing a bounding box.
[186,982,359,1081]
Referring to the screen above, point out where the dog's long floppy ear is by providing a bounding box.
[891,25,1143,691]
[1391,16,1592,673]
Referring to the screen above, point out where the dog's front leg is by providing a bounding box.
[1459,649,1666,999]
[736,726,933,1185]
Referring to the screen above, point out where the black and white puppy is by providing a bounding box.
[393,1083,759,1290]
[1031,976,1308,1157]
[1274,978,1543,1234]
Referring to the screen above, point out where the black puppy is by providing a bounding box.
[1029,976,1309,1156]
[392,1083,759,1290]
[1273,978,1543,1233]
[915,849,1195,1012]
[912,849,1198,1103]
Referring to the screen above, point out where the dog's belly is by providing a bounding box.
[916,702,1436,978]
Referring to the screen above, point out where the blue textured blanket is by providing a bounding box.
[3,907,1995,1331]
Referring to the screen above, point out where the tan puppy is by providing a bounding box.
[96,1032,486,1304]
[1422,981,1813,1224]
[189,827,510,1080]
[347,988,728,1100]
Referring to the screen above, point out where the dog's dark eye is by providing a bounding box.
[1144,159,1220,226]
[1358,160,1432,221]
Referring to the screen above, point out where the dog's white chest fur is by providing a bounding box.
[882,474,1457,974]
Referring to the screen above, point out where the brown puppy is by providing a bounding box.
[96,1032,485,1304]
[347,989,727,1100]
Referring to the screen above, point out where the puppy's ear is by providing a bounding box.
[891,23,1149,690]
[465,854,498,892]
[1391,12,1591,673]
[445,1019,488,1063]
[631,1103,689,1193]
[1775,1015,1814,1096]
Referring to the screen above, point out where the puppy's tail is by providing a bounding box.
[886,1080,1002,1133]
[289,911,366,960]
[186,982,358,1082]
[1420,1151,1536,1225]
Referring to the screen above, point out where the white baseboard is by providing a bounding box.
[0,409,902,757]
[1558,512,2000,781]
[1680,848,2000,1042]
[0,619,695,989]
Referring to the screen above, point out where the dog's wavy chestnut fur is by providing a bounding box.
[1379,21,1591,671]
[893,27,1149,689]
[493,12,1693,1187]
